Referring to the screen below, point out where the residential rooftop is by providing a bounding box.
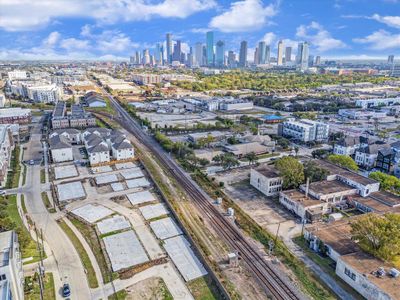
[281,189,322,207]
[306,179,357,195]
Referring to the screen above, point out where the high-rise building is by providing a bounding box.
[173,40,182,62]
[298,42,309,70]
[388,55,395,64]
[135,51,141,65]
[239,41,248,67]
[254,47,259,65]
[285,47,292,63]
[258,41,266,64]
[194,42,203,67]
[308,55,314,67]
[129,56,135,64]
[166,33,172,64]
[142,49,150,65]
[202,45,207,66]
[315,56,321,65]
[216,40,225,68]
[277,40,284,66]
[155,43,163,65]
[206,31,214,66]
[265,45,271,63]
[228,51,236,68]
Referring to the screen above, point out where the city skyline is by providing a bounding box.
[0,0,400,61]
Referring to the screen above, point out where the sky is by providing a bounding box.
[0,0,399,61]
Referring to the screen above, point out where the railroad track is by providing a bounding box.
[103,92,304,300]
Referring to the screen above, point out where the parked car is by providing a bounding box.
[62,284,71,298]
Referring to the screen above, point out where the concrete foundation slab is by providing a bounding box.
[57,181,86,202]
[120,168,144,180]
[95,174,119,185]
[139,203,169,220]
[150,217,183,240]
[103,230,149,271]
[111,182,125,192]
[54,165,78,179]
[163,235,208,282]
[115,162,137,170]
[126,178,150,189]
[97,216,131,234]
[71,204,113,223]
[91,166,113,173]
[127,190,156,206]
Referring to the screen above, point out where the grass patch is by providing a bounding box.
[187,276,218,300]
[21,194,27,214]
[25,272,56,300]
[22,164,27,186]
[160,279,174,300]
[255,152,280,160]
[58,219,99,288]
[68,216,118,284]
[6,146,21,188]
[108,289,127,300]
[193,172,335,300]
[41,192,55,213]
[2,195,42,263]
[293,236,364,300]
[40,168,46,184]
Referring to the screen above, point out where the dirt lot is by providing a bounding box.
[215,167,302,240]
[124,277,172,300]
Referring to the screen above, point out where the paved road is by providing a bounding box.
[21,120,91,299]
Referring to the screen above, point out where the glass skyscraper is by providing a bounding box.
[206,31,214,66]
[258,41,266,64]
[216,40,225,67]
[239,41,247,67]
[166,33,172,64]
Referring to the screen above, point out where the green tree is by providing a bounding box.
[275,156,305,189]
[304,161,329,182]
[351,213,400,261]
[213,153,240,170]
[369,172,400,195]
[244,152,257,165]
[327,154,358,171]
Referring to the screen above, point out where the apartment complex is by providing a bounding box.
[0,126,13,187]
[0,231,24,300]
[281,119,329,142]
[132,74,161,85]
[51,102,96,129]
[0,108,31,125]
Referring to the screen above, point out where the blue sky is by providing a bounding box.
[0,0,399,61]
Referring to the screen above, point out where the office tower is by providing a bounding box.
[388,55,395,64]
[254,47,259,65]
[150,55,155,66]
[216,40,225,68]
[277,40,284,66]
[228,51,236,68]
[194,43,203,67]
[173,40,182,62]
[187,47,194,67]
[155,43,162,65]
[142,49,150,65]
[166,33,172,64]
[206,31,214,66]
[265,45,271,63]
[135,51,140,64]
[285,47,292,62]
[202,45,207,66]
[315,56,321,65]
[129,56,135,64]
[308,55,314,67]
[298,42,309,70]
[239,41,248,67]
[258,41,266,64]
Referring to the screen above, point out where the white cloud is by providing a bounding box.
[209,0,277,33]
[260,32,276,45]
[60,38,90,51]
[353,30,400,50]
[296,21,346,52]
[0,0,216,32]
[370,14,400,29]
[96,31,139,53]
[42,31,61,47]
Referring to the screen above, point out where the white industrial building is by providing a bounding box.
[338,109,387,119]
[250,166,282,196]
[355,97,400,109]
[0,231,24,300]
[282,119,329,142]
[132,74,161,85]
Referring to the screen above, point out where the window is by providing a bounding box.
[0,274,6,281]
[344,268,356,281]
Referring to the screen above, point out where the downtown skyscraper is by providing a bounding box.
[277,40,284,66]
[298,42,309,70]
[239,41,248,67]
[166,33,172,64]
[216,40,225,68]
[206,31,214,66]
[258,41,266,64]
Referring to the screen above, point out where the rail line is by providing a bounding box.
[104,92,304,300]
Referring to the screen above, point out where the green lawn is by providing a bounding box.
[108,289,127,300]
[58,219,99,288]
[187,276,219,300]
[6,146,21,188]
[25,272,56,300]
[3,195,42,263]
[40,168,46,184]
[41,192,55,213]
[68,216,118,283]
